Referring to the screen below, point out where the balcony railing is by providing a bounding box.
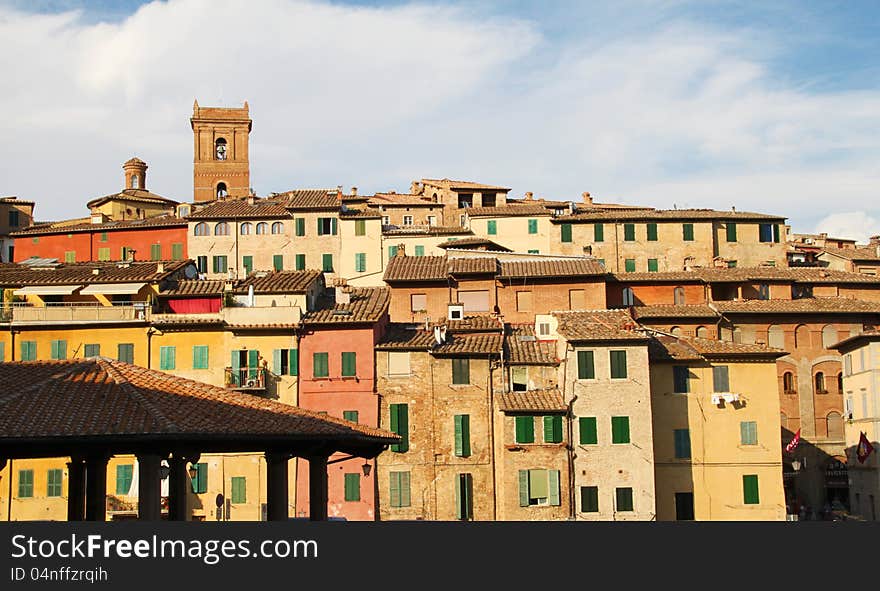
[1,302,150,324]
[224,367,267,390]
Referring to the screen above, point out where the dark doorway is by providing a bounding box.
[675,492,694,521]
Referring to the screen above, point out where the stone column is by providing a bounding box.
[84,455,109,522]
[265,452,290,522]
[308,455,329,521]
[136,454,162,521]
[66,458,86,522]
[168,455,189,521]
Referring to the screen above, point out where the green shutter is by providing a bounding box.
[515,416,535,444]
[610,350,627,378]
[160,346,176,370]
[594,223,604,242]
[289,349,298,376]
[518,470,529,507]
[331,218,337,235]
[616,487,634,511]
[414,245,424,256]
[544,415,562,443]
[21,341,35,361]
[455,475,462,519]
[726,222,737,242]
[355,252,366,272]
[713,365,730,392]
[741,421,757,445]
[773,224,781,243]
[612,416,631,444]
[231,350,241,386]
[47,469,63,497]
[322,254,333,272]
[624,223,635,241]
[487,220,497,235]
[548,470,561,506]
[296,254,306,270]
[191,463,208,494]
[273,254,283,271]
[343,410,359,423]
[118,343,134,364]
[150,243,162,260]
[273,349,282,375]
[317,218,324,235]
[193,345,208,369]
[355,220,365,236]
[313,352,329,378]
[390,403,409,453]
[647,258,658,272]
[116,464,133,495]
[399,472,411,507]
[296,218,305,236]
[390,472,401,507]
[454,414,471,457]
[344,473,360,502]
[248,349,259,380]
[172,243,183,261]
[388,245,398,259]
[341,352,356,377]
[579,417,597,444]
[647,223,658,241]
[683,223,694,241]
[242,256,253,276]
[743,475,759,504]
[577,350,595,379]
[97,247,111,261]
[528,219,538,234]
[231,476,246,503]
[18,469,33,498]
[452,358,470,385]
[83,343,99,358]
[561,223,572,243]
[624,259,636,272]
[581,486,599,512]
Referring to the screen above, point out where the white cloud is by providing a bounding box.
[0,0,878,240]
[814,212,880,243]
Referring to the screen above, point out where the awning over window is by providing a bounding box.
[13,285,82,296]
[79,283,147,295]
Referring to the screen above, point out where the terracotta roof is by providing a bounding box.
[235,270,322,294]
[445,315,502,332]
[498,258,604,278]
[304,287,389,324]
[370,194,439,206]
[339,207,382,219]
[420,179,511,191]
[436,237,512,251]
[0,359,397,444]
[376,324,436,350]
[632,305,720,319]
[648,334,786,361]
[10,214,187,237]
[712,298,880,314]
[610,267,880,284]
[433,332,502,355]
[0,260,191,287]
[382,226,473,237]
[466,205,551,218]
[0,196,35,206]
[150,314,224,327]
[186,198,290,220]
[821,246,880,262]
[87,189,179,208]
[506,325,559,365]
[554,309,647,342]
[555,207,785,222]
[497,390,566,413]
[160,280,226,297]
[281,189,341,210]
[828,330,880,351]
[383,255,497,282]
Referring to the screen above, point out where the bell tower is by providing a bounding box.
[191,99,252,202]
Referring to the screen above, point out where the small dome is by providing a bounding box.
[123,157,147,167]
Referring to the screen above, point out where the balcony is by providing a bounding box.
[224,367,268,391]
[2,302,150,325]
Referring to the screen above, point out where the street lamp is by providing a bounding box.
[361,461,372,477]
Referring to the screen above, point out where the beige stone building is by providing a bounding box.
[410,178,511,227]
[369,192,444,227]
[0,196,35,262]
[818,242,880,276]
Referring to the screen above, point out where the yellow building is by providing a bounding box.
[648,334,787,521]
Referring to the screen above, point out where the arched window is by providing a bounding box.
[621,287,634,307]
[216,183,228,199]
[783,371,795,393]
[215,138,227,161]
[131,174,139,189]
[837,372,843,393]
[240,222,252,235]
[256,222,268,235]
[794,325,810,348]
[271,222,284,235]
[696,326,708,339]
[826,411,844,439]
[815,371,826,394]
[822,325,838,349]
[673,286,685,305]
[193,222,210,236]
[671,326,681,336]
[214,222,230,236]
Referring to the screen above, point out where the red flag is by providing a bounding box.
[785,428,801,453]
[857,432,874,464]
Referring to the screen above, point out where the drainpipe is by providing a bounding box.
[488,351,498,521]
[563,343,577,520]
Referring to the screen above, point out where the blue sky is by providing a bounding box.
[1,0,878,238]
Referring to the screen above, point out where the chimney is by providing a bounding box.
[91,213,107,225]
[732,206,736,212]
[337,185,343,197]
[397,243,406,257]
[582,191,592,205]
[127,249,136,262]
[350,187,357,196]
[92,268,100,276]
[525,192,534,200]
[869,235,880,246]
[157,262,164,273]
[410,181,423,196]
[247,194,255,205]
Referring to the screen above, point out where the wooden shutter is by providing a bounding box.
[399,471,411,507]
[648,259,658,272]
[743,475,759,504]
[247,350,259,380]
[172,243,183,261]
[343,410,358,423]
[594,223,604,242]
[317,218,324,235]
[341,352,356,377]
[518,470,529,507]
[487,220,497,235]
[454,415,470,457]
[296,218,305,236]
[390,472,401,507]
[647,223,658,241]
[624,259,636,272]
[683,223,694,241]
[289,349,298,376]
[230,351,241,386]
[390,404,409,453]
[296,254,305,270]
[355,220,365,236]
[273,349,282,375]
[452,358,470,384]
[322,254,333,272]
[515,416,534,443]
[543,415,559,443]
[561,223,572,242]
[273,255,283,271]
[612,416,630,444]
[528,219,538,234]
[548,470,561,506]
[577,350,595,379]
[713,365,730,392]
[151,244,161,260]
[726,222,737,242]
[313,352,328,378]
[579,417,597,444]
[344,473,360,502]
[331,218,337,235]
[610,350,627,378]
[624,223,635,241]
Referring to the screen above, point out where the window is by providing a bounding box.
[610,350,627,379]
[518,469,561,506]
[47,468,63,497]
[317,218,337,236]
[674,429,691,458]
[313,352,329,378]
[624,259,636,273]
[458,290,489,312]
[388,245,398,259]
[537,322,550,337]
[241,255,253,276]
[231,477,247,504]
[295,218,306,236]
[148,243,161,261]
[295,254,306,271]
[271,222,284,235]
[160,346,176,370]
[616,487,634,512]
[272,349,298,376]
[196,255,208,274]
[579,417,598,444]
[676,492,695,520]
[20,341,37,361]
[759,223,779,243]
[9,210,20,227]
[18,469,34,498]
[389,471,411,507]
[354,220,366,236]
[511,366,527,391]
[577,350,595,380]
[837,372,843,394]
[256,222,268,235]
[390,404,409,452]
[355,253,366,272]
[272,254,283,272]
[783,371,795,393]
[214,222,230,236]
[528,249,539,254]
[388,352,411,376]
[646,223,658,241]
[594,223,604,242]
[118,343,134,364]
[740,421,758,445]
[713,365,730,392]
[116,464,133,495]
[50,339,67,360]
[344,473,361,502]
[696,326,708,338]
[621,287,634,306]
[726,222,737,242]
[624,223,635,241]
[516,291,533,312]
[213,255,228,274]
[410,293,427,312]
[647,258,658,272]
[515,416,535,444]
[682,223,694,241]
[673,366,690,393]
[191,463,208,494]
[341,352,357,377]
[240,222,252,235]
[121,246,134,261]
[528,219,538,234]
[192,345,209,369]
[171,243,183,261]
[580,486,599,513]
[215,137,227,160]
[343,410,359,423]
[815,372,826,394]
[322,254,333,272]
[455,473,474,520]
[427,215,437,227]
[63,250,75,263]
[383,216,391,226]
[84,344,100,358]
[544,415,563,443]
[97,247,111,261]
[611,416,630,444]
[561,223,572,243]
[487,220,497,235]
[742,475,759,504]
[414,245,425,257]
[452,358,470,385]
[454,414,471,457]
